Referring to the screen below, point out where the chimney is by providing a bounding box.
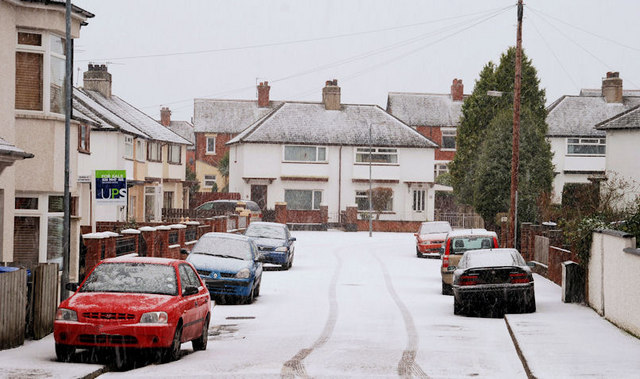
[322,79,341,111]
[451,78,464,101]
[257,81,270,107]
[160,107,171,126]
[602,71,623,103]
[83,64,112,98]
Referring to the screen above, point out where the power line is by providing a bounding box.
[141,5,514,110]
[77,6,512,62]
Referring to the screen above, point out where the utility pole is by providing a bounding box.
[509,0,523,248]
[61,0,72,301]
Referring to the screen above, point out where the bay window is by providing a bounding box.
[168,144,181,164]
[567,138,605,155]
[147,142,162,162]
[284,190,322,210]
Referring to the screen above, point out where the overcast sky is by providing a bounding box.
[72,0,640,123]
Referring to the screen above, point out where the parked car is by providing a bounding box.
[452,248,536,316]
[53,257,211,364]
[195,199,262,221]
[414,221,452,258]
[245,222,296,270]
[440,229,498,295]
[186,232,263,304]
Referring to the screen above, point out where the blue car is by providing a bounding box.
[186,232,263,304]
[245,222,296,270]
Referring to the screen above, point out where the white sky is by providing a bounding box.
[71,0,640,123]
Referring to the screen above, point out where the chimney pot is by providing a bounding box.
[257,81,271,107]
[83,63,112,98]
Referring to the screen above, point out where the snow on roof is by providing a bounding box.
[596,104,640,130]
[166,121,195,146]
[546,94,640,137]
[77,89,190,144]
[72,92,115,129]
[228,102,438,148]
[386,92,464,127]
[74,88,145,137]
[0,137,33,159]
[193,99,283,133]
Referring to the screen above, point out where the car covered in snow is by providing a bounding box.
[452,248,536,316]
[414,221,452,258]
[245,222,296,270]
[195,199,262,221]
[53,257,211,364]
[186,232,263,304]
[440,229,498,295]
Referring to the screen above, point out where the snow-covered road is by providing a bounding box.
[104,231,526,378]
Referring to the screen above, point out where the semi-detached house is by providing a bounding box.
[227,80,438,223]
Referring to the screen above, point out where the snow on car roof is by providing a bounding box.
[460,249,524,269]
[446,229,495,238]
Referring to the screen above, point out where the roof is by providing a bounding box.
[73,88,191,145]
[193,99,283,134]
[386,92,465,127]
[166,121,195,146]
[596,104,640,131]
[0,137,33,160]
[546,93,640,137]
[228,102,438,148]
[19,0,94,20]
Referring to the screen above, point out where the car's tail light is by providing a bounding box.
[510,272,530,284]
[442,254,449,268]
[459,274,479,286]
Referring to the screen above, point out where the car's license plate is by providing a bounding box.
[447,266,456,271]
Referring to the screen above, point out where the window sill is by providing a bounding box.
[78,150,91,155]
[205,152,217,155]
[354,163,399,166]
[16,112,66,122]
[566,154,605,157]
[168,162,182,165]
[282,161,328,164]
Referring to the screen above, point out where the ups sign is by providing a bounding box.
[95,170,127,204]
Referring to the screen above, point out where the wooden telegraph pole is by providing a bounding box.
[509,0,523,248]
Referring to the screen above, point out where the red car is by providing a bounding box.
[54,257,211,363]
[414,221,452,258]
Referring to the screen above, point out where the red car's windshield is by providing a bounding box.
[80,262,178,296]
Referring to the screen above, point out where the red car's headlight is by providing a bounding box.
[56,308,77,321]
[139,311,168,324]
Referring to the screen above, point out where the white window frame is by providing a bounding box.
[168,144,181,164]
[206,136,216,155]
[284,189,323,210]
[135,139,145,162]
[412,189,426,212]
[355,147,398,164]
[14,194,66,264]
[441,128,457,150]
[204,175,216,188]
[435,163,449,179]
[567,138,606,156]
[15,30,66,115]
[283,145,327,163]
[124,135,134,159]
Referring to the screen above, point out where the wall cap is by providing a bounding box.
[169,224,187,229]
[83,231,119,239]
[156,225,171,230]
[185,221,200,225]
[121,229,141,234]
[623,247,640,257]
[594,228,633,238]
[139,226,157,232]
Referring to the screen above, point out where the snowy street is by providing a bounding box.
[3,230,640,378]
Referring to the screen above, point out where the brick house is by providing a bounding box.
[159,107,195,173]
[546,72,640,203]
[1,0,93,276]
[386,79,466,181]
[227,80,438,223]
[192,82,281,195]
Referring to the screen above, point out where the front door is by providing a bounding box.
[251,185,267,210]
[411,186,426,221]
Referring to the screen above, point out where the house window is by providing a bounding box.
[441,128,456,150]
[355,147,398,164]
[413,190,426,212]
[147,142,162,162]
[15,31,66,114]
[435,164,449,178]
[355,190,393,212]
[284,189,322,210]
[124,136,133,159]
[163,191,174,209]
[204,175,216,188]
[206,136,216,155]
[135,139,145,161]
[567,138,605,155]
[283,146,327,162]
[78,124,90,153]
[168,144,181,164]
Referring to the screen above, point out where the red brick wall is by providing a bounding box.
[414,125,455,161]
[355,220,423,233]
[195,132,236,166]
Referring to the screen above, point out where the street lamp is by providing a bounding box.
[368,122,373,238]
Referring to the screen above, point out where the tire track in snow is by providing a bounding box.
[281,251,342,378]
[373,253,429,379]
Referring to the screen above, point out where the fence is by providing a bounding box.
[435,212,484,229]
[0,263,59,350]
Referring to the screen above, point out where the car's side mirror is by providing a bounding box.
[526,261,536,268]
[183,285,199,296]
[290,237,297,242]
[180,248,190,255]
[414,233,419,237]
[65,282,78,292]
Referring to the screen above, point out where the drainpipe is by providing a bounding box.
[338,146,342,223]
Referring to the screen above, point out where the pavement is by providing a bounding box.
[1,275,640,378]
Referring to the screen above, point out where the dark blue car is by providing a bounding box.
[245,222,296,270]
[186,232,263,304]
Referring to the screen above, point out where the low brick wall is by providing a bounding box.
[355,220,422,233]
